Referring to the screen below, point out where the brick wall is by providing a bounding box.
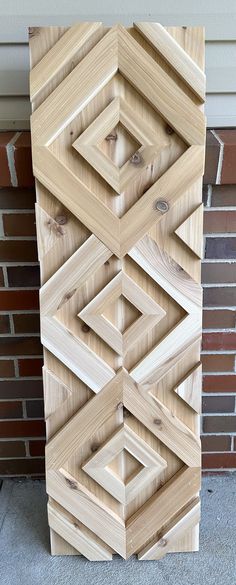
[0,129,235,477]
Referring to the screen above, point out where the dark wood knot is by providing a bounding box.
[154,418,162,426]
[166,124,174,135]
[65,478,78,490]
[81,324,90,333]
[91,442,100,453]
[155,200,169,213]
[159,538,167,548]
[55,215,67,225]
[105,133,117,141]
[130,152,143,165]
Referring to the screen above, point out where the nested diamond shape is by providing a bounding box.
[82,423,167,504]
[73,97,167,194]
[79,271,166,355]
[31,25,205,257]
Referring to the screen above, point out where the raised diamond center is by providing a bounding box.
[102,294,141,332]
[107,449,143,484]
[99,122,141,168]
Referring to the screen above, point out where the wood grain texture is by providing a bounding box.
[29,22,205,560]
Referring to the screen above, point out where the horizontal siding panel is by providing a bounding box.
[1,95,235,131]
[0,1,236,128]
[0,45,29,70]
[205,94,236,127]
[0,7,236,42]
[0,72,29,96]
[0,42,235,95]
[0,97,31,130]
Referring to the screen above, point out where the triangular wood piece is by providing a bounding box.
[43,367,72,419]
[173,363,202,413]
[175,205,203,258]
[35,203,65,259]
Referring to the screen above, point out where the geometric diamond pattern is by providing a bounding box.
[82,424,167,504]
[73,97,168,194]
[30,21,205,561]
[79,271,166,355]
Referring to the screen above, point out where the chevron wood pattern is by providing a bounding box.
[29,22,205,560]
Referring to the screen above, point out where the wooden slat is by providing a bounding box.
[134,22,205,101]
[124,373,201,467]
[175,204,203,258]
[117,25,205,145]
[126,466,201,557]
[138,498,200,560]
[30,22,103,100]
[48,501,113,560]
[173,363,202,413]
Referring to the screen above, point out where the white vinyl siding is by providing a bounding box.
[0,0,236,128]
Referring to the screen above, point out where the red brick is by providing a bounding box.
[201,354,235,372]
[202,453,236,469]
[0,188,35,209]
[13,133,34,188]
[201,435,231,452]
[0,401,23,419]
[0,132,15,187]
[202,395,235,413]
[29,440,45,457]
[0,290,39,310]
[203,287,236,307]
[217,129,236,184]
[0,359,15,378]
[7,265,40,287]
[13,313,40,334]
[203,415,236,433]
[203,131,220,185]
[0,419,45,438]
[203,309,235,329]
[0,458,45,476]
[0,440,26,457]
[0,336,42,356]
[26,400,44,418]
[3,213,36,236]
[203,375,236,393]
[0,240,38,262]
[204,210,236,233]
[211,185,236,207]
[202,332,236,350]
[202,263,236,284]
[205,238,236,260]
[0,380,43,399]
[18,358,43,377]
[0,314,10,334]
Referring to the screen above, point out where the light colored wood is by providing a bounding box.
[43,367,71,420]
[48,501,113,560]
[134,22,205,102]
[175,204,203,258]
[138,498,200,560]
[83,423,167,505]
[79,272,166,355]
[174,363,202,414]
[30,22,103,101]
[123,371,201,467]
[73,96,168,194]
[29,22,205,560]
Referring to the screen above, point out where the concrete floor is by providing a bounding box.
[0,476,235,585]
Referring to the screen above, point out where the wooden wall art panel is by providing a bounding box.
[29,22,205,560]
